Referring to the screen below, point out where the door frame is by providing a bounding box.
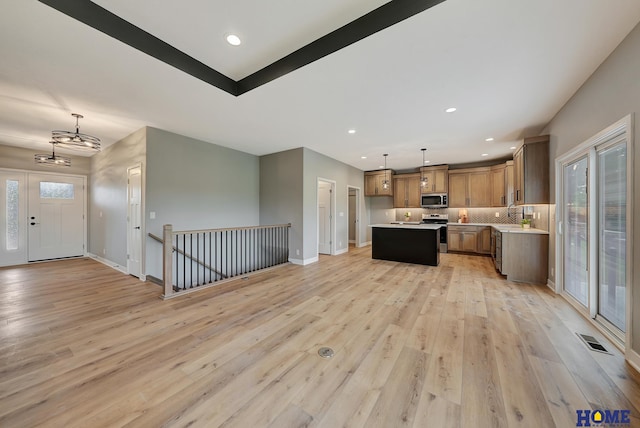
[127,163,145,280]
[0,168,87,264]
[554,114,633,353]
[317,177,336,257]
[347,185,361,249]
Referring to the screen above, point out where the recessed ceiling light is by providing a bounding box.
[348,129,356,134]
[361,156,367,159]
[445,107,457,113]
[481,153,489,157]
[226,34,241,46]
[510,146,517,150]
[485,137,494,142]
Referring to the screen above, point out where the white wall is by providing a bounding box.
[543,21,640,356]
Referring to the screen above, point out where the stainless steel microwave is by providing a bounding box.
[421,193,448,208]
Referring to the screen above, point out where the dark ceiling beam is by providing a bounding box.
[237,0,446,94]
[38,0,446,97]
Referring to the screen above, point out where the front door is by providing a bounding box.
[28,174,85,261]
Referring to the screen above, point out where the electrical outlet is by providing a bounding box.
[103,249,106,255]
[296,249,300,256]
[551,267,554,277]
[495,212,500,217]
[339,241,342,247]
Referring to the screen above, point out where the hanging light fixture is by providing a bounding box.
[35,142,71,167]
[51,113,101,151]
[420,148,428,188]
[381,153,390,190]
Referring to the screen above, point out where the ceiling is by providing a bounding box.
[1,0,639,171]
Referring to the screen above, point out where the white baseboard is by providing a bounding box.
[547,279,556,292]
[86,253,128,274]
[628,349,640,374]
[288,256,319,266]
[335,248,348,255]
[358,241,371,248]
[348,240,356,244]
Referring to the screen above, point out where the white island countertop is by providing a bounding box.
[369,223,444,230]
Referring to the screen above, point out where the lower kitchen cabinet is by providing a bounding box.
[448,225,493,254]
[492,229,548,284]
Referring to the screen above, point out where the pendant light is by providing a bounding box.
[420,148,428,188]
[51,113,101,151]
[35,142,71,167]
[381,154,390,190]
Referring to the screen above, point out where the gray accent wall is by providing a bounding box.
[145,127,260,278]
[543,22,640,355]
[259,148,303,260]
[0,143,91,175]
[302,148,366,259]
[89,127,146,267]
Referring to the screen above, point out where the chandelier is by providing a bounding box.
[35,142,71,167]
[382,154,390,190]
[51,113,101,151]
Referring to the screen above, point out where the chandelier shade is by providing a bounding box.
[420,148,428,187]
[51,113,101,151]
[35,142,71,167]
[382,153,390,190]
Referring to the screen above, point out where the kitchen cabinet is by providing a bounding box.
[492,226,549,284]
[513,135,549,205]
[448,167,491,207]
[505,160,514,206]
[447,225,478,252]
[448,225,491,254]
[364,170,394,196]
[419,165,448,193]
[393,173,421,208]
[490,164,506,207]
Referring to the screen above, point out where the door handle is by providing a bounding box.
[134,226,141,230]
[30,222,40,226]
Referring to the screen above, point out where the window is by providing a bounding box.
[6,180,19,251]
[39,182,74,199]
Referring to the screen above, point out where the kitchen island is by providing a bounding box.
[370,223,442,266]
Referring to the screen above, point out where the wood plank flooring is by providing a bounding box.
[1,248,639,427]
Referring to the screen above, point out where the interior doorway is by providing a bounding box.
[127,165,143,278]
[348,186,360,249]
[317,178,335,255]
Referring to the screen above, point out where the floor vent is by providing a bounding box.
[577,333,610,354]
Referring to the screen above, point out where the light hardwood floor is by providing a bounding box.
[1,248,639,427]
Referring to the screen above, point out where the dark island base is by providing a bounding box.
[372,227,440,266]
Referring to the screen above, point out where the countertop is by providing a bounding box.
[369,223,444,230]
[448,222,549,235]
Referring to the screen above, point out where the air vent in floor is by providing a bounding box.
[576,333,610,354]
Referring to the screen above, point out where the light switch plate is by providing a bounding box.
[150,211,156,219]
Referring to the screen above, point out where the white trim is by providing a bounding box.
[288,256,319,265]
[126,163,145,279]
[628,349,640,374]
[335,248,348,255]
[546,279,556,292]
[348,240,356,244]
[358,241,372,247]
[317,177,337,257]
[87,252,128,274]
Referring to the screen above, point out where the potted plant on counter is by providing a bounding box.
[404,211,411,221]
[521,218,531,229]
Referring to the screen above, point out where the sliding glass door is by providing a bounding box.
[597,142,627,332]
[563,156,589,306]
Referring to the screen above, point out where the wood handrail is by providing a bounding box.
[170,223,291,236]
[148,232,228,279]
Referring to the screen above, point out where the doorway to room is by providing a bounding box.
[348,186,360,250]
[127,165,143,278]
[317,178,335,255]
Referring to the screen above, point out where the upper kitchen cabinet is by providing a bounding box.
[393,173,421,208]
[448,167,491,207]
[419,165,449,193]
[489,161,514,207]
[513,135,550,205]
[365,170,394,196]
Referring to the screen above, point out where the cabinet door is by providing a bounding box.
[433,169,448,193]
[490,167,506,207]
[448,231,461,251]
[448,174,468,207]
[461,232,478,252]
[421,170,435,193]
[468,171,491,207]
[406,176,421,207]
[377,172,393,196]
[505,163,514,206]
[477,227,491,254]
[393,178,406,208]
[365,174,378,196]
[514,148,524,204]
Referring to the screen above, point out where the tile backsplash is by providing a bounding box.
[395,205,551,230]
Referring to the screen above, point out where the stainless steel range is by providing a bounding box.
[421,213,449,253]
